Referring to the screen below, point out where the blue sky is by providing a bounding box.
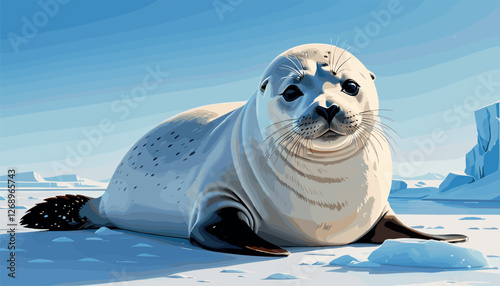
[1,0,499,180]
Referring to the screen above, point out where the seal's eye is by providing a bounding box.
[280,85,304,102]
[342,79,360,96]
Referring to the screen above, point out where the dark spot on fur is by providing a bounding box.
[171,131,175,135]
[189,151,195,156]
[189,139,194,142]
[151,174,155,177]
[134,186,137,189]
[153,157,157,161]
[133,146,138,150]
[168,144,172,148]
[157,137,161,140]
[176,152,180,156]
[138,152,142,156]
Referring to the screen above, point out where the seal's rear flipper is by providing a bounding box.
[21,195,111,230]
[190,208,290,256]
[357,210,468,244]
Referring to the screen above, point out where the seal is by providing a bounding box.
[21,44,467,256]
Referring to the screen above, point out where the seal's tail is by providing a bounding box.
[21,195,96,230]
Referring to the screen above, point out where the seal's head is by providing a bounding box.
[255,43,380,162]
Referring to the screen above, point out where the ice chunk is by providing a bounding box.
[29,259,54,263]
[78,258,104,263]
[439,173,475,192]
[220,269,246,273]
[85,237,104,241]
[459,217,485,220]
[0,196,5,200]
[390,180,407,192]
[52,237,74,242]
[95,227,123,235]
[265,273,298,280]
[468,227,480,230]
[484,227,498,230]
[368,239,488,268]
[411,225,425,229]
[168,274,194,279]
[329,255,359,266]
[131,243,154,247]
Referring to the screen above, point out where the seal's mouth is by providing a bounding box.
[314,129,345,141]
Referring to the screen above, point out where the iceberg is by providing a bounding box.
[368,239,488,269]
[439,173,475,192]
[465,102,500,180]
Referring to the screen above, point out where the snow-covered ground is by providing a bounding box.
[1,190,499,286]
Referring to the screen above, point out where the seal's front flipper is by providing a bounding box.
[190,208,290,256]
[357,210,468,244]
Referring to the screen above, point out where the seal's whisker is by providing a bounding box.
[266,126,300,160]
[333,43,349,72]
[262,123,297,145]
[331,37,340,75]
[360,120,398,154]
[279,65,302,77]
[361,114,397,123]
[346,128,359,149]
[265,127,296,156]
[275,131,300,164]
[285,133,302,163]
[285,54,306,79]
[361,117,400,138]
[356,127,379,162]
[335,56,351,75]
[265,127,295,155]
[265,118,298,130]
[369,123,398,150]
[352,127,369,153]
[290,54,306,75]
[359,109,393,114]
[358,124,385,150]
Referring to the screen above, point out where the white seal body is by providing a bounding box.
[99,43,393,247]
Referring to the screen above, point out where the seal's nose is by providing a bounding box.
[315,105,340,124]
